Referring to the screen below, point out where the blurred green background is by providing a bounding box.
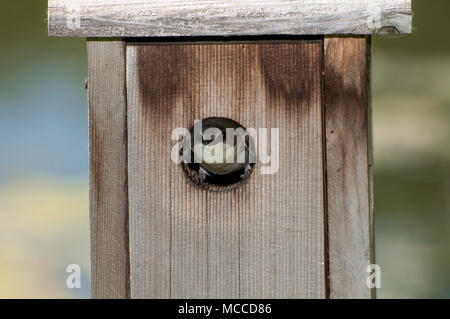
[0,0,448,298]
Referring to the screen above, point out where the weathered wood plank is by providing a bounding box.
[324,37,373,299]
[126,46,172,299]
[49,0,412,37]
[88,40,130,299]
[238,42,326,298]
[126,41,325,298]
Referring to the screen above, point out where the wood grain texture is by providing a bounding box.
[48,0,412,37]
[324,37,373,299]
[126,41,326,298]
[88,40,130,298]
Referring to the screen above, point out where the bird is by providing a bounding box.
[184,117,255,186]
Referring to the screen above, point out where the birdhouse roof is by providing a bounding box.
[48,0,412,37]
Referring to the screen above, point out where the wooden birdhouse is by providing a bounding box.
[48,0,412,299]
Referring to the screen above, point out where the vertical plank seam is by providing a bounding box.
[122,40,131,299]
[169,141,173,298]
[206,191,210,298]
[365,37,376,299]
[320,37,331,299]
[169,63,173,299]
[238,189,241,299]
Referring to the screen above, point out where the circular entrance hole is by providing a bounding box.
[181,117,255,191]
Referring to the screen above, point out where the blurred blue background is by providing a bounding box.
[0,0,448,298]
[0,0,89,298]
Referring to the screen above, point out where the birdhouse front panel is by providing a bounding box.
[126,41,325,298]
